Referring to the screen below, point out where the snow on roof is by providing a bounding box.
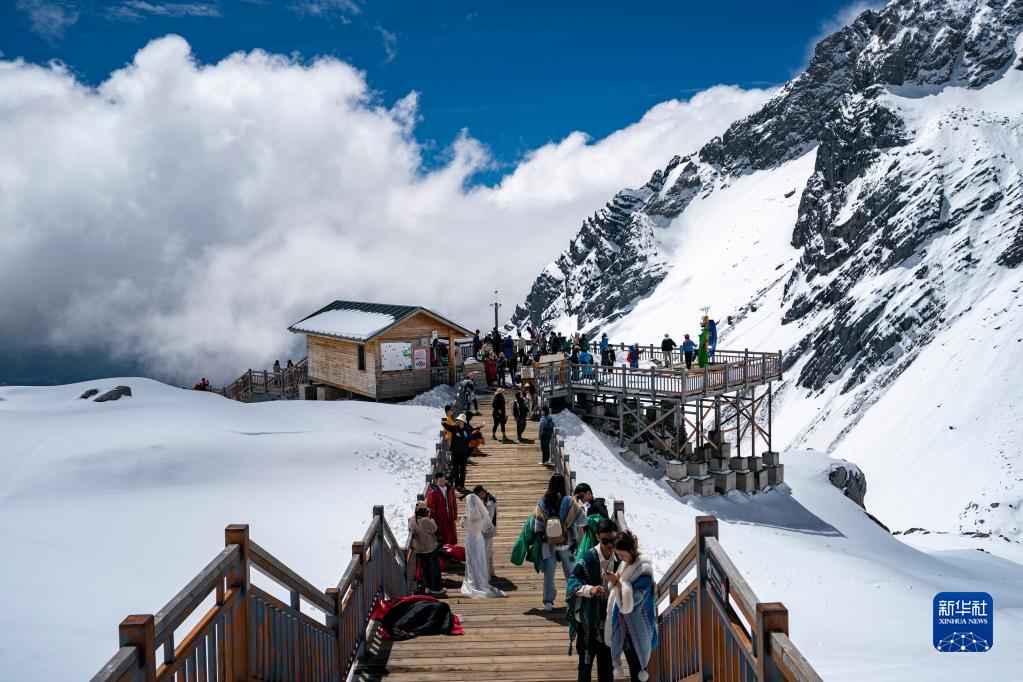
[291,308,397,341]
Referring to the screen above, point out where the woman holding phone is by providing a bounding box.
[603,531,658,681]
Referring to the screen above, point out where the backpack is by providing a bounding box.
[539,499,582,546]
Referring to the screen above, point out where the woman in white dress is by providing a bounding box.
[460,492,506,598]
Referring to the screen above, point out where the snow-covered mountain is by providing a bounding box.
[511,0,1023,540]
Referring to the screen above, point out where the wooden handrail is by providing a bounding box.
[89,646,141,682]
[250,539,335,613]
[152,544,239,643]
[704,536,761,625]
[656,536,697,600]
[769,632,824,682]
[93,509,409,682]
[648,516,820,682]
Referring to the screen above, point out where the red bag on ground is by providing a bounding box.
[440,544,466,563]
[370,595,463,639]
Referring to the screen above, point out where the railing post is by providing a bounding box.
[373,505,387,597]
[744,349,749,387]
[695,516,718,681]
[649,365,656,401]
[225,524,251,682]
[325,586,344,680]
[756,602,789,681]
[119,614,156,682]
[350,540,367,660]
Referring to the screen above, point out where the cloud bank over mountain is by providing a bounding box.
[0,35,771,382]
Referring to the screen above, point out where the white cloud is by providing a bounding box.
[106,1,222,21]
[290,0,360,22]
[15,0,80,41]
[376,24,397,63]
[0,36,772,383]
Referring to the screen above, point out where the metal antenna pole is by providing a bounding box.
[491,289,501,329]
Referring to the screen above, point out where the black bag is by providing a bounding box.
[380,599,456,640]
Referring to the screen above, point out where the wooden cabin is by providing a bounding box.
[288,301,473,401]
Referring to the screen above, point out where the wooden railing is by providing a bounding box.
[217,358,309,402]
[92,508,407,682]
[531,348,781,400]
[401,385,468,591]
[651,516,821,682]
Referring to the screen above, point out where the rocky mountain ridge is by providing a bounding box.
[511,0,1023,539]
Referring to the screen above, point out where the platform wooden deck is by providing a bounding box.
[352,390,578,682]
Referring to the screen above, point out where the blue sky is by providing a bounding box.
[3,1,871,179]
[0,1,879,385]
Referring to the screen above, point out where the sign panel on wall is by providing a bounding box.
[413,347,429,371]
[381,342,413,372]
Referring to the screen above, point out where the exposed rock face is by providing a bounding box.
[79,388,99,399]
[511,155,690,332]
[829,462,868,508]
[94,385,133,402]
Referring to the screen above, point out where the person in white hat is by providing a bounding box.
[660,333,677,368]
[442,413,473,490]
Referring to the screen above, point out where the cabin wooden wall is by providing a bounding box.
[374,311,460,400]
[307,334,377,398]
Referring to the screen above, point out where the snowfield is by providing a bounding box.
[557,410,1023,681]
[0,379,440,680]
[3,379,1021,680]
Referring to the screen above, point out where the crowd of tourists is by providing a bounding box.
[401,345,658,680]
[511,473,658,681]
[472,322,707,394]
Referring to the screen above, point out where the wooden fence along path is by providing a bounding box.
[217,359,310,402]
[533,348,782,401]
[92,384,820,682]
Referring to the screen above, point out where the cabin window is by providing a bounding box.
[357,344,366,371]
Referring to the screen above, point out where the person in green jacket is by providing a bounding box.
[510,514,543,573]
[698,323,710,368]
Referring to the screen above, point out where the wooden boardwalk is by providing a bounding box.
[354,390,579,681]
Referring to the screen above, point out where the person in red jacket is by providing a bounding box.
[425,471,458,546]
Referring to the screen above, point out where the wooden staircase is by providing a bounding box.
[353,390,580,681]
[216,358,309,402]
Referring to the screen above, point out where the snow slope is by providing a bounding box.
[512,1,1023,545]
[574,38,1023,544]
[0,379,440,680]
[557,411,1023,680]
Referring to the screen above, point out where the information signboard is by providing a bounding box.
[381,342,413,372]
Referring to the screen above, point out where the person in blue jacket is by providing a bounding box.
[579,347,595,380]
[681,334,697,370]
[628,343,641,369]
[531,473,587,610]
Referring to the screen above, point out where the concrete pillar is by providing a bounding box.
[686,461,709,477]
[668,477,694,497]
[692,475,715,496]
[713,470,736,494]
[729,456,750,471]
[734,470,756,493]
